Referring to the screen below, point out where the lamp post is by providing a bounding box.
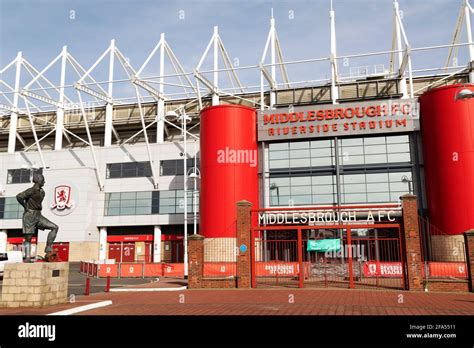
[401,175,413,194]
[164,110,191,278]
[187,140,200,236]
[454,86,474,100]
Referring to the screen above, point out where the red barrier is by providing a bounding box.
[162,263,184,277]
[203,262,237,277]
[98,264,118,277]
[144,263,163,277]
[120,263,144,277]
[428,262,468,278]
[254,262,310,277]
[364,262,403,277]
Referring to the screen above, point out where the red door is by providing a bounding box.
[52,242,69,261]
[108,243,122,262]
[122,243,135,262]
[172,241,184,262]
[144,242,152,263]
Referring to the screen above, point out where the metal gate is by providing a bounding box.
[250,206,406,290]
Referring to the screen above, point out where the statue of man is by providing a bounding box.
[16,173,58,262]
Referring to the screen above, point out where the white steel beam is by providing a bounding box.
[55,46,67,150]
[7,52,22,153]
[76,91,104,191]
[330,2,339,104]
[393,0,408,98]
[465,0,474,81]
[22,96,46,168]
[157,33,165,144]
[105,39,115,147]
[134,86,159,189]
[213,26,219,105]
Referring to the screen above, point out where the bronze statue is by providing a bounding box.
[16,173,59,262]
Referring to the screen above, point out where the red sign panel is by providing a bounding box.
[107,234,153,242]
[364,261,403,277]
[8,237,37,244]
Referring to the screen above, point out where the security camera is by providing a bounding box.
[179,152,184,157]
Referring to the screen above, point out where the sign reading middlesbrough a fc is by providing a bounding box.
[257,99,419,141]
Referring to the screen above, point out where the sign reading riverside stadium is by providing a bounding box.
[257,99,420,141]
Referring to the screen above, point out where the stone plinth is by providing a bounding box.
[1,262,69,308]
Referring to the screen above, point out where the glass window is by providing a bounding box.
[104,189,199,216]
[1,198,22,219]
[267,135,413,206]
[106,162,152,179]
[7,168,43,184]
[269,142,289,151]
[160,159,199,176]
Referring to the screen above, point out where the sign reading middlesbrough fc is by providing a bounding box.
[257,99,419,141]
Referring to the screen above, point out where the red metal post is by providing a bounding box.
[347,229,355,289]
[251,229,256,288]
[85,277,90,296]
[398,226,407,290]
[105,276,111,292]
[297,228,304,288]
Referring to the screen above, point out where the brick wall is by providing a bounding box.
[236,200,252,288]
[187,200,253,289]
[401,194,424,291]
[424,279,470,293]
[0,262,69,308]
[188,234,204,289]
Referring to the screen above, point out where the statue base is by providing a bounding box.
[0,262,69,308]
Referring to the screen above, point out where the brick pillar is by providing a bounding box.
[236,200,252,288]
[188,234,204,289]
[463,230,474,292]
[401,194,424,291]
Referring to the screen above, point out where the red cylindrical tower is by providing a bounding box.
[420,84,474,235]
[199,104,259,238]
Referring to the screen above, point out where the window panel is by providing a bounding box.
[313,194,335,204]
[291,195,312,205]
[311,157,333,167]
[291,149,310,158]
[365,154,388,164]
[269,151,289,160]
[388,153,411,162]
[343,193,367,204]
[135,206,152,215]
[311,140,332,148]
[366,182,389,193]
[289,158,309,168]
[341,155,364,165]
[290,176,311,186]
[368,192,390,202]
[106,162,151,179]
[269,142,289,151]
[289,141,309,150]
[269,159,290,169]
[120,207,136,215]
[343,184,366,194]
[387,135,409,143]
[312,184,334,195]
[120,192,136,200]
[364,137,386,145]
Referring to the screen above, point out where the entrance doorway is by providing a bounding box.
[252,225,404,290]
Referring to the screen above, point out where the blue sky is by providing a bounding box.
[0,0,471,100]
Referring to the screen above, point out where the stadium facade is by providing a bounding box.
[0,0,473,274]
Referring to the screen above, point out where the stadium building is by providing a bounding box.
[0,1,473,287]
